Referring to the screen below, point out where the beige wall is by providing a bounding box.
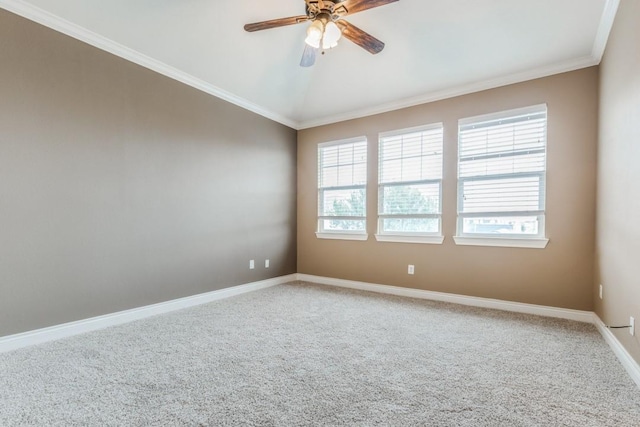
[0,10,297,336]
[298,68,599,310]
[596,0,640,363]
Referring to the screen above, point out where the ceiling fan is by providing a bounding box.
[244,0,399,67]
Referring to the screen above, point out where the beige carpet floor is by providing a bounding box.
[1,281,640,426]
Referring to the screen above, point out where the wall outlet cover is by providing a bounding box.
[249,260,255,269]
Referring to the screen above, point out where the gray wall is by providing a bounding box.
[596,0,640,364]
[0,10,297,336]
[298,68,598,311]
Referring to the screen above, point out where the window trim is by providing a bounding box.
[377,123,444,240]
[374,234,445,244]
[457,104,547,128]
[455,104,548,245]
[453,236,549,249]
[316,232,368,241]
[317,136,369,240]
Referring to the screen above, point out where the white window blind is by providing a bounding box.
[318,138,367,233]
[457,105,547,238]
[378,124,443,235]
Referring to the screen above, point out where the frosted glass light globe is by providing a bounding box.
[305,21,323,48]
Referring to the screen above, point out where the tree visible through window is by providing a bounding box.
[327,187,365,231]
[378,124,444,236]
[382,185,439,232]
[317,138,367,234]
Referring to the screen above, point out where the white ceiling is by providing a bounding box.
[1,0,618,129]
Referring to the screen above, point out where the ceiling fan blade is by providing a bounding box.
[337,20,385,54]
[244,15,309,32]
[300,44,318,67]
[342,0,399,15]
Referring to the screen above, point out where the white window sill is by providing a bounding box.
[453,236,549,249]
[316,232,369,241]
[375,234,444,245]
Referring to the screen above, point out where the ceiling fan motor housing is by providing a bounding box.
[306,0,347,21]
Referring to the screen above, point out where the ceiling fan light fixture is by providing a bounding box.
[322,21,342,49]
[244,0,393,66]
[305,18,342,50]
[305,20,324,48]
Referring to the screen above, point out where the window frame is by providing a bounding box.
[376,123,445,245]
[454,104,549,249]
[316,136,368,241]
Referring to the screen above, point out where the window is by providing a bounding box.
[317,137,368,240]
[455,105,548,248]
[377,124,444,244]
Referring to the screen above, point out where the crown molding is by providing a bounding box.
[592,0,620,62]
[1,0,619,131]
[297,0,620,129]
[0,0,298,129]
[297,54,598,129]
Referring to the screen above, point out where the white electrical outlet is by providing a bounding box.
[249,260,255,269]
[599,284,603,300]
[408,265,415,275]
[265,259,270,268]
[630,317,635,336]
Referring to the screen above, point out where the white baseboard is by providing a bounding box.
[3,272,639,390]
[592,314,640,388]
[0,274,296,354]
[297,274,594,323]
[296,274,640,389]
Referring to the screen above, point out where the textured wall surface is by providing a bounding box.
[298,68,599,311]
[0,10,297,336]
[596,0,640,363]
